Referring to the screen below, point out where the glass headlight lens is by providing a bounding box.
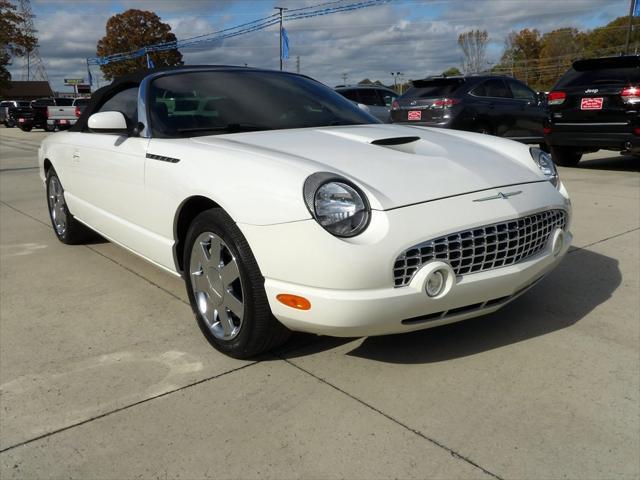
[530,147,559,188]
[303,173,371,237]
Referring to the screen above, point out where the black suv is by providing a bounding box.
[390,75,547,144]
[544,55,640,166]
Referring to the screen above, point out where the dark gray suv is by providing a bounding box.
[390,75,547,144]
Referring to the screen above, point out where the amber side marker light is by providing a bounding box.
[277,294,311,310]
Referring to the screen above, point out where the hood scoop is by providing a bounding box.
[370,136,421,146]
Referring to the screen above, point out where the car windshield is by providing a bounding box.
[148,70,378,138]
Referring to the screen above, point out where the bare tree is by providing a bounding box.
[458,30,489,74]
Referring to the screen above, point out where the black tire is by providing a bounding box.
[5,120,15,128]
[550,146,582,167]
[183,208,290,359]
[46,169,94,244]
[44,123,56,132]
[19,125,32,132]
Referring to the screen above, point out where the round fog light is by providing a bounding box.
[426,270,446,297]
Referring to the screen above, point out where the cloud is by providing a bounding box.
[9,0,629,92]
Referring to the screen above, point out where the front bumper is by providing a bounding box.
[239,181,572,337]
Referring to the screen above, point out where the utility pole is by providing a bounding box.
[625,0,635,54]
[341,73,348,85]
[296,55,300,74]
[275,7,287,71]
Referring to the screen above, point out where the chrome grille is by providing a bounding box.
[393,209,567,287]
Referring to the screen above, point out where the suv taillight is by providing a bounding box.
[432,98,459,108]
[547,91,566,105]
[391,100,399,110]
[75,107,81,117]
[44,108,49,118]
[621,86,640,104]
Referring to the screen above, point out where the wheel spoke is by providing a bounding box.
[191,269,208,293]
[220,260,239,286]
[218,308,235,337]
[206,236,222,268]
[224,293,243,320]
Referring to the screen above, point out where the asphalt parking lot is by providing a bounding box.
[0,126,638,479]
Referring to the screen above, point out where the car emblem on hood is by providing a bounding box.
[473,191,522,202]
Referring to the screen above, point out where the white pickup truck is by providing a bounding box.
[47,98,90,130]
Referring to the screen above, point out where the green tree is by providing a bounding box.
[496,28,542,87]
[442,67,462,76]
[0,0,37,95]
[537,28,581,88]
[96,9,182,80]
[581,15,640,57]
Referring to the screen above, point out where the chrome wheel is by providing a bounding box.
[189,232,244,341]
[48,176,67,236]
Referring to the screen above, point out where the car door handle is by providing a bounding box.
[488,103,495,110]
[72,151,80,162]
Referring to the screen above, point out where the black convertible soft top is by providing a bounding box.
[71,65,255,132]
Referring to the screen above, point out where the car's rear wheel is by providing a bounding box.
[46,169,94,244]
[5,120,15,128]
[550,146,582,167]
[184,208,290,358]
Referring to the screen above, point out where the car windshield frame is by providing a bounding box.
[145,70,379,139]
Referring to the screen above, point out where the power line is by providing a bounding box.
[87,0,390,66]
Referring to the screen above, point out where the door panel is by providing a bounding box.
[69,133,150,250]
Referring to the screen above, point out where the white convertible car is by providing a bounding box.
[39,66,572,358]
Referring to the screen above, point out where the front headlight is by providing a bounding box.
[303,172,371,237]
[530,147,559,188]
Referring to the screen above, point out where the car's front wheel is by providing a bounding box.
[184,209,290,358]
[550,146,582,167]
[46,169,94,244]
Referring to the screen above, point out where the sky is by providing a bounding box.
[8,0,630,93]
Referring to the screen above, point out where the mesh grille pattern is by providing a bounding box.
[393,210,567,287]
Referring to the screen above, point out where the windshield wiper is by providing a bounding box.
[176,123,271,134]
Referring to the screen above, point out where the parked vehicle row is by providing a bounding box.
[337,55,639,166]
[0,97,90,132]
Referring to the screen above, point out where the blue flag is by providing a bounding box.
[146,53,155,69]
[635,0,640,17]
[281,27,290,60]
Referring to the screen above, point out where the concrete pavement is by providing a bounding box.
[1,126,638,479]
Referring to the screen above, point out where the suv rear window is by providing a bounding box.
[403,78,464,99]
[556,56,640,88]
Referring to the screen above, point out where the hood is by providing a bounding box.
[191,124,544,210]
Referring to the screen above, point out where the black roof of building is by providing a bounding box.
[1,81,54,100]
